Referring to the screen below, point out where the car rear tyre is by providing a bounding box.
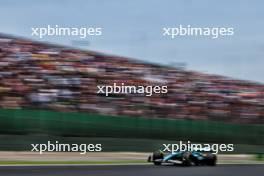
[208,155,217,166]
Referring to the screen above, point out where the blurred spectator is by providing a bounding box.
[0,34,263,124]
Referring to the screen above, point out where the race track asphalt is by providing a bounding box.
[0,164,263,176]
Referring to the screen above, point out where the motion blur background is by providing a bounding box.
[0,0,263,160]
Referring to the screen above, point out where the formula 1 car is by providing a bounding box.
[148,150,217,166]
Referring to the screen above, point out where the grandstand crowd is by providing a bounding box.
[0,35,263,124]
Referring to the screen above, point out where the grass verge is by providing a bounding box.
[0,160,147,165]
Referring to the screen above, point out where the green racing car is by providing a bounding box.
[148,150,217,166]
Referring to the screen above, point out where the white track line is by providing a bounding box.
[0,163,263,167]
